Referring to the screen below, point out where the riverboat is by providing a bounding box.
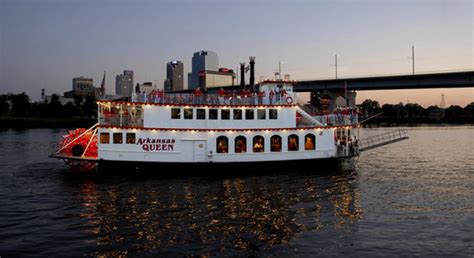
[51,79,364,172]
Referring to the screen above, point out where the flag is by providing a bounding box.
[245,65,250,73]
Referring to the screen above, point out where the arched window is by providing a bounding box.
[270,135,282,152]
[216,136,228,153]
[235,136,247,153]
[253,135,264,152]
[305,133,316,150]
[288,134,299,151]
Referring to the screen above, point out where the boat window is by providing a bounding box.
[288,134,299,151]
[269,109,278,119]
[221,109,230,120]
[209,109,218,120]
[253,135,264,152]
[245,109,254,120]
[270,135,282,152]
[235,136,247,153]
[184,108,193,119]
[233,109,242,120]
[100,133,110,144]
[257,109,266,120]
[171,108,181,119]
[216,136,228,153]
[305,134,315,150]
[126,133,136,144]
[113,133,123,144]
[196,109,206,120]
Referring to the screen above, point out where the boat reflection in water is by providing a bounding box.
[74,169,362,256]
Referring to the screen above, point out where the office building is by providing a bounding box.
[115,70,134,98]
[164,60,184,92]
[64,76,98,98]
[199,68,235,89]
[190,50,218,89]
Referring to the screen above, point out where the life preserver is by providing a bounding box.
[285,96,293,104]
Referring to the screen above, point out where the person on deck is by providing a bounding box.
[269,89,275,105]
[218,88,225,104]
[281,88,288,103]
[193,87,202,104]
[258,90,264,105]
[157,89,164,104]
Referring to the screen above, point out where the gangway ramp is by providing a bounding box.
[295,105,324,126]
[359,129,409,152]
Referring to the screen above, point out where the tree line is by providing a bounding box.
[358,99,474,125]
[1,92,473,125]
[0,93,97,118]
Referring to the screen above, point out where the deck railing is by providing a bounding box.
[99,115,143,127]
[359,129,409,152]
[312,114,358,126]
[131,92,297,106]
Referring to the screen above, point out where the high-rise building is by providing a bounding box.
[164,60,184,92]
[190,50,218,89]
[64,76,97,98]
[115,70,134,97]
[72,76,94,93]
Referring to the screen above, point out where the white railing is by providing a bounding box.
[131,92,297,106]
[359,129,409,152]
[312,114,358,126]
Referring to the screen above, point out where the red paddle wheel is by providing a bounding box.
[57,127,98,171]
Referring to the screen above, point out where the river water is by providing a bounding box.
[0,127,473,256]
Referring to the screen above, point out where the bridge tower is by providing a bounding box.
[310,89,356,113]
[440,93,446,108]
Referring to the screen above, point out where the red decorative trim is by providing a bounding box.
[97,100,296,108]
[98,124,358,132]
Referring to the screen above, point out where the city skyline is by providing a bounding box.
[0,0,472,107]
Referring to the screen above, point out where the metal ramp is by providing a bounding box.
[296,105,324,126]
[359,129,409,152]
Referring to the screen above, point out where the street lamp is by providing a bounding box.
[335,54,339,79]
[412,45,416,75]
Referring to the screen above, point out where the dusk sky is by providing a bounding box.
[1,0,472,107]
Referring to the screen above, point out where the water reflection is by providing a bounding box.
[72,170,362,256]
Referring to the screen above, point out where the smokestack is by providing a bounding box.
[240,62,245,89]
[249,56,255,92]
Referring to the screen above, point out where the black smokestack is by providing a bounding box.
[249,56,255,92]
[240,62,245,89]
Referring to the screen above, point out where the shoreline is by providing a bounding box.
[361,123,474,128]
[0,116,472,129]
[0,117,97,129]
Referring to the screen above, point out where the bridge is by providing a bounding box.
[294,70,474,92]
[290,70,474,109]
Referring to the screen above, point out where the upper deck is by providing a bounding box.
[98,99,298,130]
[97,81,358,130]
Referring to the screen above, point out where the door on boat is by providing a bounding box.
[193,140,207,162]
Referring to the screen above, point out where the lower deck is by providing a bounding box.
[97,126,357,163]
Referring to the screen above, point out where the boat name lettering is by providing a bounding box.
[137,138,175,152]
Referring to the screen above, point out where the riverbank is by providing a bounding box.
[0,116,96,128]
[361,122,474,128]
[1,116,472,129]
